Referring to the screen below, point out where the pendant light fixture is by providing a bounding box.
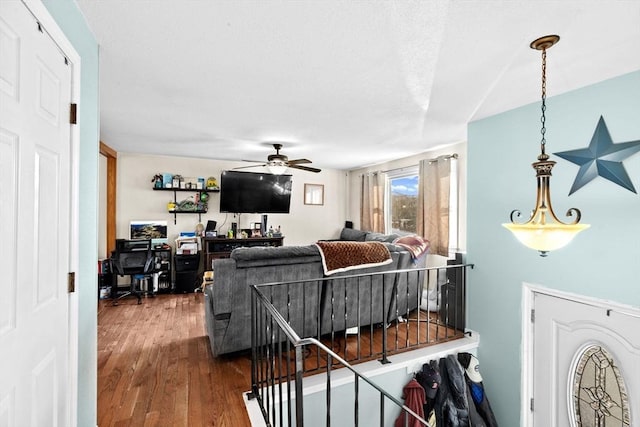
[503,35,590,257]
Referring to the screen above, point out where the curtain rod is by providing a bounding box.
[378,153,458,174]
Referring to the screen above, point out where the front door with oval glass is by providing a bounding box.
[531,291,639,426]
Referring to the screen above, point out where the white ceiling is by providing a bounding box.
[77,0,640,171]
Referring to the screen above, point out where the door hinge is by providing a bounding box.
[70,103,77,124]
[530,397,534,411]
[530,308,535,323]
[68,272,76,293]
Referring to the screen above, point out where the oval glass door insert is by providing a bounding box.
[571,345,630,426]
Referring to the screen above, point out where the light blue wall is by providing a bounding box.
[467,71,640,425]
[41,1,99,425]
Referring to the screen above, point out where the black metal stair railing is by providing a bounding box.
[249,262,473,427]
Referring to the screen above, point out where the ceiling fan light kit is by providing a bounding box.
[502,35,590,257]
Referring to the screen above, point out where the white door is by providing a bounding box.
[531,291,640,427]
[0,1,73,425]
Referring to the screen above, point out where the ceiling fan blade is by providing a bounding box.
[233,163,266,170]
[287,158,312,165]
[242,159,266,163]
[289,164,321,173]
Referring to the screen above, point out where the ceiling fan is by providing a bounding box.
[236,144,321,174]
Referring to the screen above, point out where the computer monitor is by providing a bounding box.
[130,220,168,245]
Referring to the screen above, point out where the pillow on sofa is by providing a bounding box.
[392,235,430,260]
[339,228,367,241]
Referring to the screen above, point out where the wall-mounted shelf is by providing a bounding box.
[153,187,220,193]
[153,187,219,224]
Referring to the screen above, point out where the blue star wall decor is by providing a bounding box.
[554,116,640,195]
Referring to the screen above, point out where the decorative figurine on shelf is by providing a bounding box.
[273,226,282,237]
[151,173,163,189]
[167,201,176,212]
[172,174,182,188]
[206,176,219,190]
[195,223,205,237]
[177,196,196,211]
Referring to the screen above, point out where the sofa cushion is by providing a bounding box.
[231,244,321,268]
[364,231,400,243]
[339,228,367,241]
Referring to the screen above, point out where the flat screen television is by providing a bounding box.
[219,170,293,214]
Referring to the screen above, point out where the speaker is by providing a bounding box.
[345,221,353,229]
[262,215,268,236]
[231,222,237,236]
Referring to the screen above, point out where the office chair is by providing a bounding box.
[110,239,155,305]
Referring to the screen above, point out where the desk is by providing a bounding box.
[202,236,284,270]
[109,247,173,300]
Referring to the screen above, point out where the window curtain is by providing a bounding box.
[360,171,385,233]
[417,156,452,256]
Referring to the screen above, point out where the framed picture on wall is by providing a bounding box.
[304,184,324,205]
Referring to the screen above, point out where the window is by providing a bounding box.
[385,157,459,255]
[387,168,419,236]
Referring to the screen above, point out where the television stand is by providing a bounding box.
[203,236,284,270]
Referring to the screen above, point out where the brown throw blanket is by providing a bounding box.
[315,241,392,276]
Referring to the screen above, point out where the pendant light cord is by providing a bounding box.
[540,48,547,157]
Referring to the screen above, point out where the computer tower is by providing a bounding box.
[174,253,200,293]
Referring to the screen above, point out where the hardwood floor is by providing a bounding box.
[98,293,253,427]
[98,293,464,426]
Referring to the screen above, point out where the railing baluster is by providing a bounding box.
[316,280,321,371]
[343,277,348,362]
[269,309,275,425]
[369,277,374,358]
[286,338,292,427]
[404,271,410,349]
[277,331,284,427]
[380,274,390,364]
[295,345,304,426]
[392,273,400,352]
[326,353,332,427]
[330,278,335,364]
[354,374,359,427]
[250,291,257,397]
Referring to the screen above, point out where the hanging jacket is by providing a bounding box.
[415,362,441,418]
[395,378,427,427]
[464,380,487,427]
[458,353,499,427]
[434,356,470,427]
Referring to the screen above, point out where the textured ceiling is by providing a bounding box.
[77,0,640,171]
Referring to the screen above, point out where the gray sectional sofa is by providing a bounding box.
[203,228,428,356]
